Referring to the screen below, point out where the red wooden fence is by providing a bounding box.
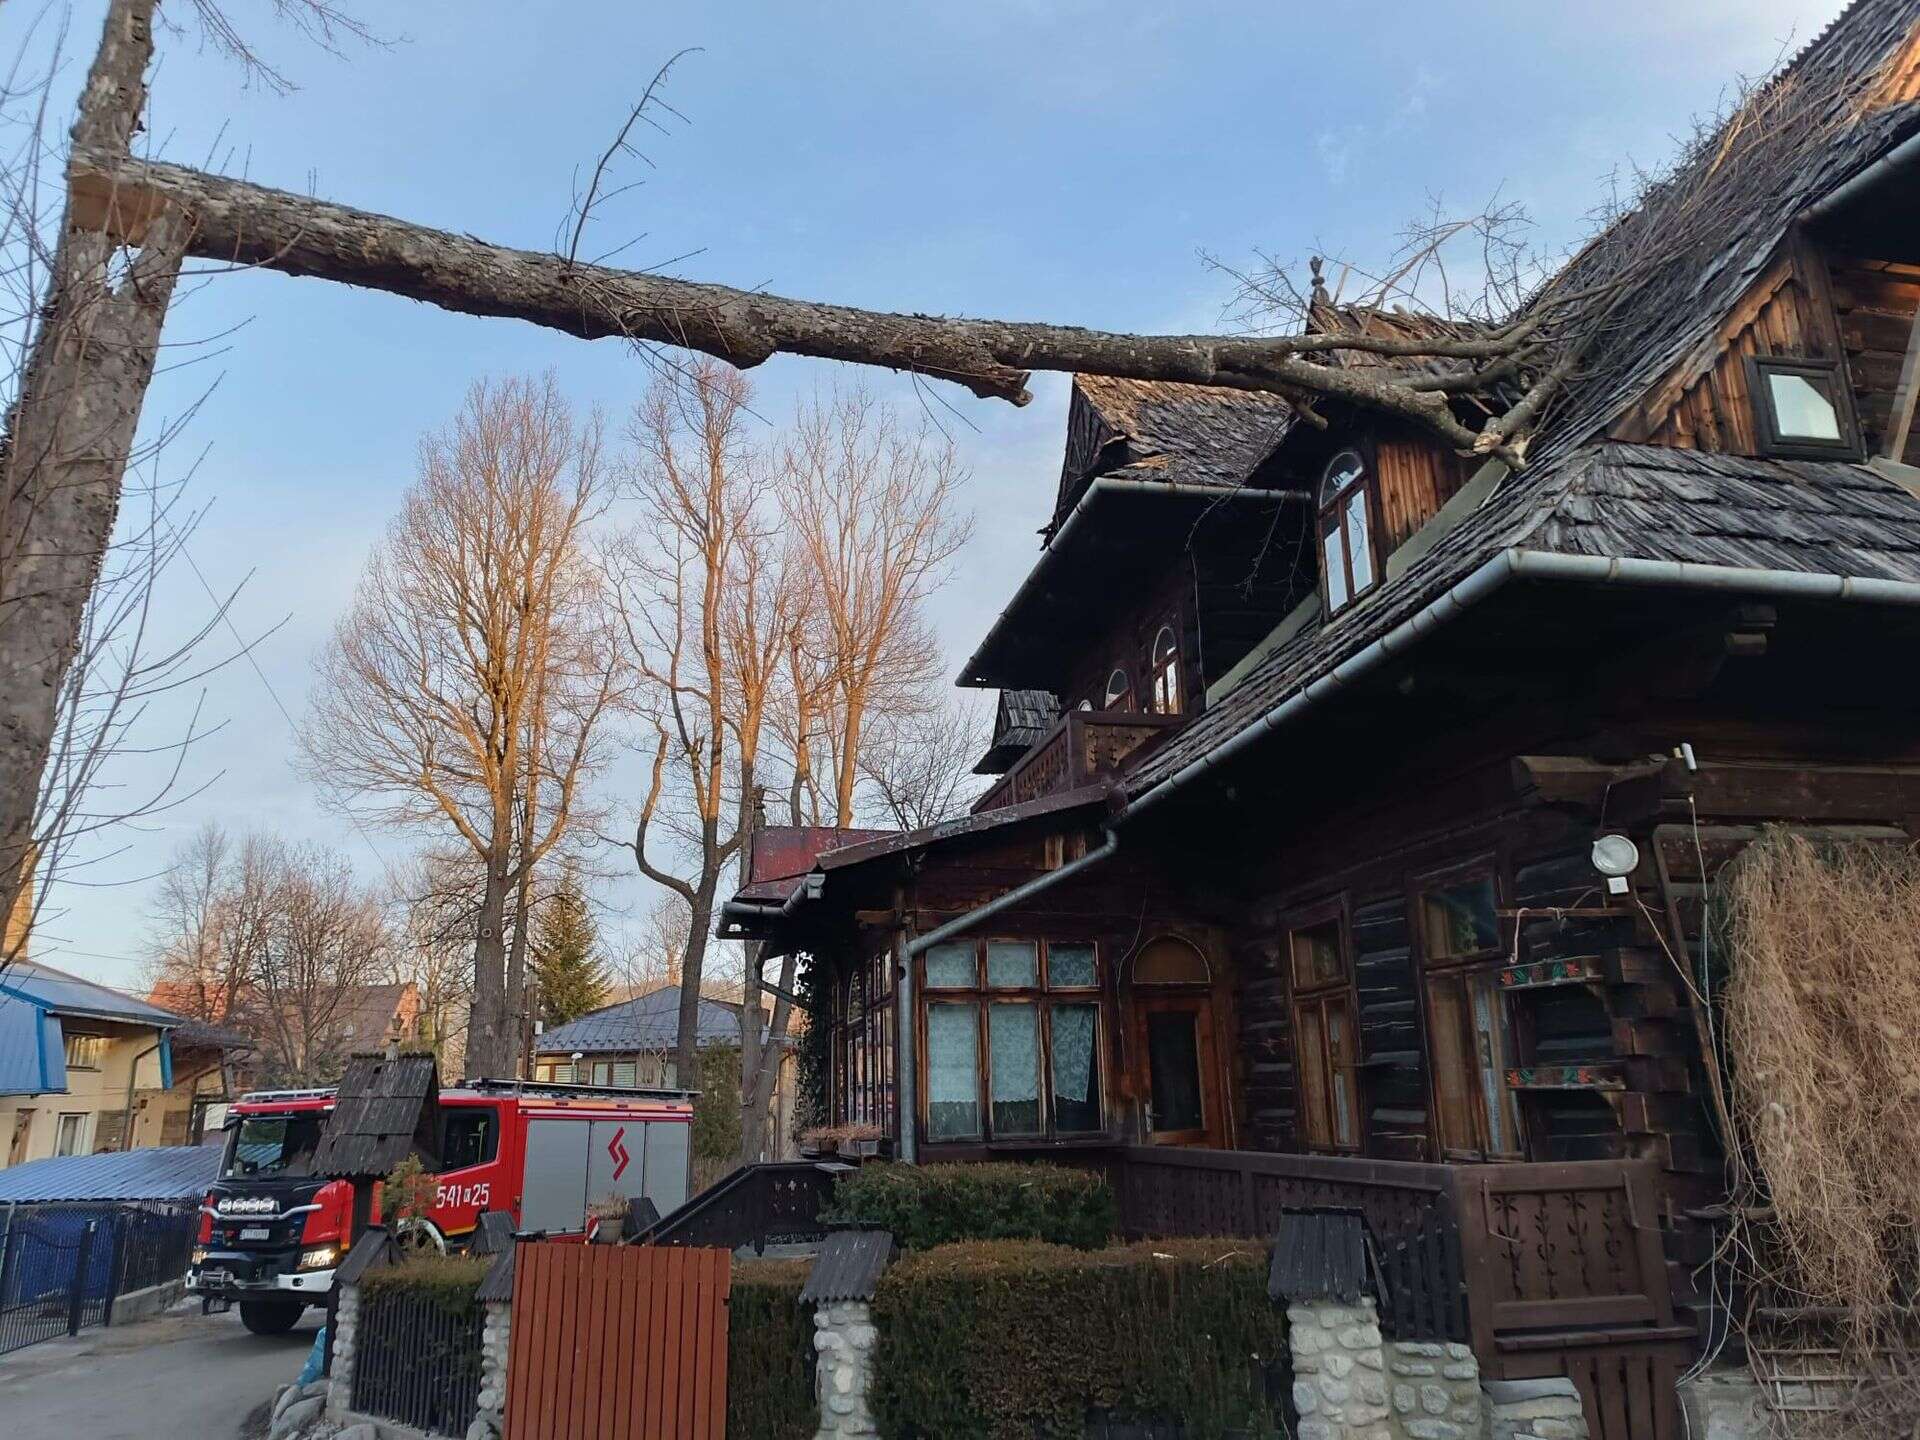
[505,1242,731,1440]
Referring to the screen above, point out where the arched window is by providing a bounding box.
[1131,935,1210,986]
[1103,666,1132,710]
[1149,626,1180,714]
[1318,448,1377,614]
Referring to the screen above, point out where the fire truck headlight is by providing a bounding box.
[190,1248,207,1266]
[298,1246,338,1271]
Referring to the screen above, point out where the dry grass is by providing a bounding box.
[1722,830,1920,1340]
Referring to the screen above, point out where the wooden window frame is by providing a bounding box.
[1285,898,1363,1154]
[1414,858,1526,1162]
[1317,445,1382,616]
[1149,624,1181,714]
[1103,665,1133,711]
[1746,355,1864,460]
[916,937,1107,1143]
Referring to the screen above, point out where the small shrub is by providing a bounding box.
[823,1162,1116,1250]
[728,1258,816,1440]
[870,1239,1284,1440]
[358,1251,491,1311]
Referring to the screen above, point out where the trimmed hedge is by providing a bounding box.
[728,1258,817,1440]
[870,1239,1285,1440]
[357,1252,491,1311]
[823,1162,1116,1250]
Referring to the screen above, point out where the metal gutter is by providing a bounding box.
[896,827,1121,1161]
[1803,127,1920,226]
[1122,546,1920,826]
[956,477,1308,687]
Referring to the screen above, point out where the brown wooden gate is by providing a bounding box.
[505,1242,731,1440]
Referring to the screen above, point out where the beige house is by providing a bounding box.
[0,960,245,1169]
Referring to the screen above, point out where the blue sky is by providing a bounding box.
[12,0,1844,989]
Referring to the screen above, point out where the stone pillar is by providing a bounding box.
[325,1281,361,1422]
[1384,1339,1484,1440]
[1286,1297,1393,1440]
[813,1298,879,1440]
[466,1298,512,1440]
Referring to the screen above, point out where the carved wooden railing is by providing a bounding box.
[1111,1147,1680,1369]
[974,710,1183,814]
[630,1161,843,1254]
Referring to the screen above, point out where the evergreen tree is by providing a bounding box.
[531,868,608,1025]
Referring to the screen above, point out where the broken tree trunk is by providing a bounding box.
[0,0,186,947]
[64,152,1495,455]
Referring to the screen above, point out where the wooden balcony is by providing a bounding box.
[973,708,1184,814]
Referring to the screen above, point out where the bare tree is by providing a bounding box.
[388,846,481,1075]
[610,359,796,1085]
[249,838,388,1083]
[783,386,971,827]
[857,691,991,830]
[609,888,690,998]
[303,374,619,1078]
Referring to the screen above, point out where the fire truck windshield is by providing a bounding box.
[225,1113,326,1178]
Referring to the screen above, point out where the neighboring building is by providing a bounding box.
[146,978,424,1086]
[0,1143,223,1204]
[532,984,798,1160]
[0,961,248,1168]
[721,1,1920,1427]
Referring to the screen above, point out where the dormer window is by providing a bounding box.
[1318,449,1378,614]
[1103,666,1132,710]
[1150,626,1181,713]
[1747,356,1862,459]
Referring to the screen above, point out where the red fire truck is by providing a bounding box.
[187,1079,693,1334]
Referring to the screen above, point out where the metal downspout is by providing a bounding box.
[897,827,1121,1161]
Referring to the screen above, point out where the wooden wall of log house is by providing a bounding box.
[1830,252,1920,464]
[1373,436,1467,555]
[1059,563,1196,715]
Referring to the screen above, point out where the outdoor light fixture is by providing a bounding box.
[1591,834,1640,894]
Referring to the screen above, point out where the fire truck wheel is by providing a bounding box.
[394,1219,446,1256]
[239,1300,305,1335]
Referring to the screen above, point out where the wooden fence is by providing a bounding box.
[505,1242,731,1440]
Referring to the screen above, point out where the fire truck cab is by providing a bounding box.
[187,1079,693,1334]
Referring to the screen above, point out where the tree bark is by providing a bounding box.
[466,854,511,1080]
[64,151,1495,453]
[0,0,182,951]
[674,865,718,1089]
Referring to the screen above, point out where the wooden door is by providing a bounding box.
[1132,996,1221,1145]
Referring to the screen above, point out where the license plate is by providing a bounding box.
[239,1227,271,1241]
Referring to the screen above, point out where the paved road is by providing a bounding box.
[0,1303,318,1440]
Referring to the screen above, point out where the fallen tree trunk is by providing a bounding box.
[65,151,1498,456]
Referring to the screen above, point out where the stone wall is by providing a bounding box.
[1384,1340,1483,1440]
[325,1284,361,1423]
[813,1298,879,1440]
[1484,1378,1591,1440]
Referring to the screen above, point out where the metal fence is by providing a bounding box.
[0,1201,199,1358]
[350,1284,486,1436]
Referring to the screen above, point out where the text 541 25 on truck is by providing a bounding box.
[187,1078,692,1335]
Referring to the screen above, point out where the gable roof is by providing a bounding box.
[4,960,185,1028]
[310,1051,439,1178]
[974,689,1060,774]
[535,984,742,1055]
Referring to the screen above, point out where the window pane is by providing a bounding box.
[926,1002,981,1139]
[1050,1004,1102,1132]
[986,940,1038,988]
[1422,877,1499,960]
[612,1061,637,1087]
[989,1003,1042,1136]
[1345,490,1374,594]
[1104,667,1131,708]
[1049,942,1097,989]
[1290,922,1345,991]
[1769,371,1842,440]
[1145,1011,1204,1133]
[1319,449,1366,507]
[1427,977,1478,1154]
[1328,1000,1357,1148]
[1322,525,1349,610]
[1470,974,1524,1158]
[924,941,977,988]
[1295,1003,1330,1148]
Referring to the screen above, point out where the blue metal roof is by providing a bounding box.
[0,993,63,1094]
[0,961,185,1027]
[535,985,741,1056]
[0,1145,222,1203]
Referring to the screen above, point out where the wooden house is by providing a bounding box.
[717,1,1920,1429]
